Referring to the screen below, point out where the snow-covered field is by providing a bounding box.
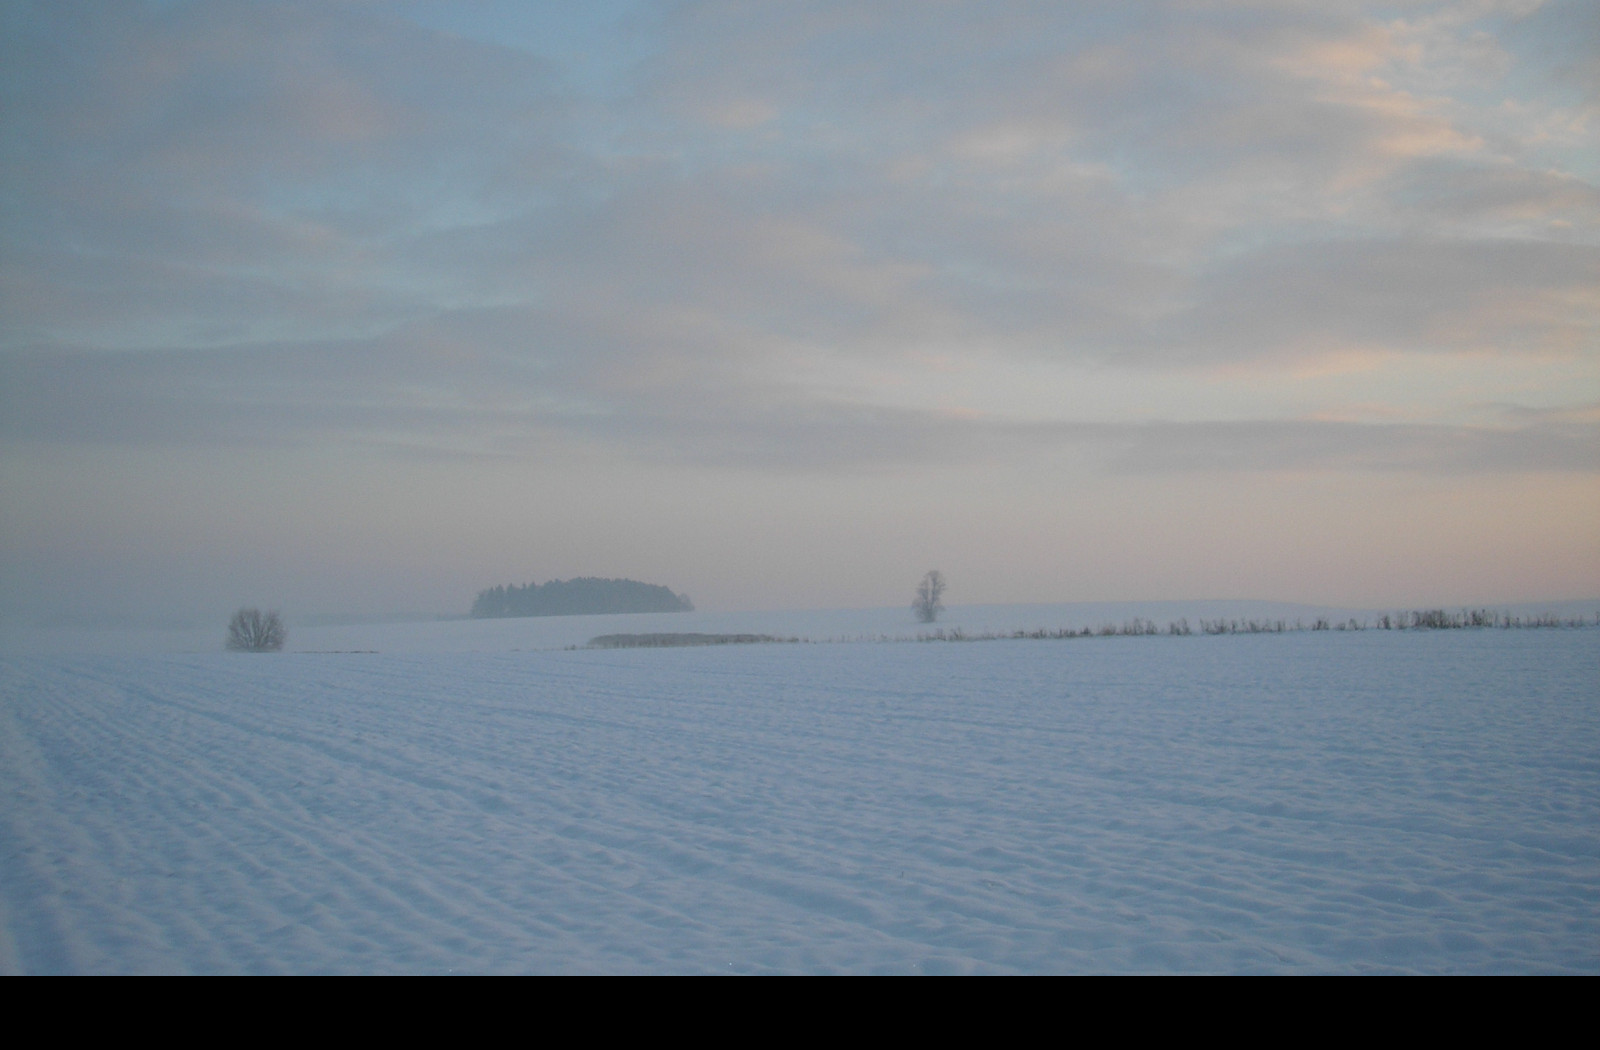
[2,611,1596,973]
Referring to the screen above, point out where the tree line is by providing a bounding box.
[471,577,693,618]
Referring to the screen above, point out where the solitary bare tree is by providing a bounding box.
[227,608,286,652]
[912,570,946,624]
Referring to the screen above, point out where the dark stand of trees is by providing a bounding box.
[471,577,693,618]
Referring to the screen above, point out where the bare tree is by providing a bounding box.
[912,570,946,624]
[227,608,286,652]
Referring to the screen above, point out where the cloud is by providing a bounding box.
[2,0,1595,477]
[1165,236,1599,363]
[1,0,570,347]
[7,327,1594,477]
[1100,417,1600,474]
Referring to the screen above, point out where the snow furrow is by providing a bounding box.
[2,629,1596,972]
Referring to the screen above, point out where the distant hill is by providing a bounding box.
[470,577,693,618]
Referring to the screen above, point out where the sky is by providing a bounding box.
[1,0,1596,628]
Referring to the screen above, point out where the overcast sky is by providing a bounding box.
[2,0,1596,627]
